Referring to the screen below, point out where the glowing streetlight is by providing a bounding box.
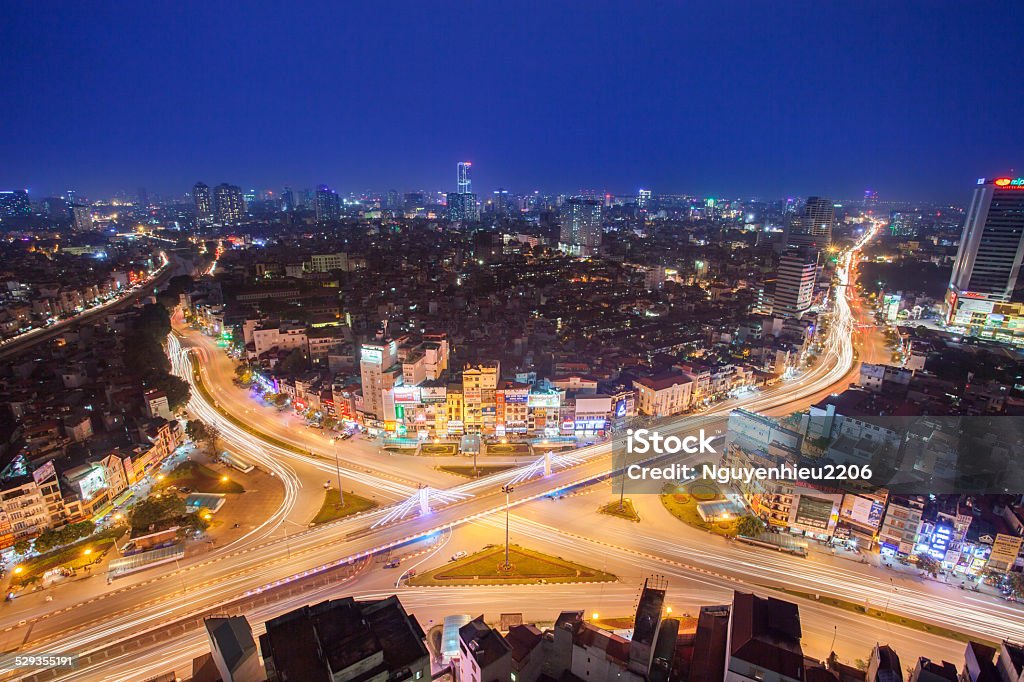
[83,548,93,556]
[220,475,229,483]
[12,566,23,575]
[591,612,600,621]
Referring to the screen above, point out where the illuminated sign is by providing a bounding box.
[503,388,530,403]
[527,393,561,409]
[393,387,421,404]
[993,177,1024,188]
[361,347,383,364]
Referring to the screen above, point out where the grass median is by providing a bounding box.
[599,499,641,522]
[311,488,378,524]
[408,544,616,586]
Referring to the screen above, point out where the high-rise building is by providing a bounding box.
[558,197,603,257]
[359,338,400,422]
[137,187,148,208]
[0,189,31,217]
[946,176,1024,338]
[637,188,652,209]
[314,184,341,222]
[864,188,879,211]
[774,248,818,318]
[491,188,509,215]
[888,211,921,238]
[280,186,295,212]
[213,183,245,223]
[72,205,93,232]
[788,196,834,249]
[192,182,213,224]
[457,161,472,193]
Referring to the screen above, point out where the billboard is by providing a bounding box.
[792,494,837,532]
[528,393,560,409]
[361,347,383,364]
[393,386,422,404]
[840,494,885,529]
[33,460,56,485]
[421,386,447,403]
[503,388,530,403]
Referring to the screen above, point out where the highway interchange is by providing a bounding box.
[5,222,1023,681]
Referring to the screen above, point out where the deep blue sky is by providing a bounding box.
[2,1,1022,203]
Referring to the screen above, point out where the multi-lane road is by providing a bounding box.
[10,221,1011,682]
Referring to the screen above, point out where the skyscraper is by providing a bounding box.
[558,197,603,257]
[213,183,245,223]
[774,248,818,318]
[193,182,212,225]
[946,176,1024,337]
[0,189,31,217]
[457,161,472,194]
[315,184,341,222]
[448,162,479,223]
[788,196,834,249]
[72,205,93,232]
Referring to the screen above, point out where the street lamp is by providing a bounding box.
[501,484,514,571]
[331,438,345,507]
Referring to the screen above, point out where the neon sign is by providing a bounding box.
[993,177,1024,188]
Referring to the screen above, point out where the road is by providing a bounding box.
[9,221,992,682]
[0,254,173,361]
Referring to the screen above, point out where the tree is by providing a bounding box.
[186,419,209,444]
[1007,572,1024,600]
[272,393,290,408]
[130,495,187,531]
[915,552,940,578]
[279,348,308,375]
[322,416,338,431]
[12,539,30,555]
[151,374,190,411]
[736,515,765,538]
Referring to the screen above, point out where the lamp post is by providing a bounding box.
[501,484,514,570]
[331,438,345,507]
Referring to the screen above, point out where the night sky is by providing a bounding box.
[2,1,1022,202]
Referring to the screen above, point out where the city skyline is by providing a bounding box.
[3,3,1024,201]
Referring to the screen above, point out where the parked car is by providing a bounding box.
[384,559,400,569]
[450,551,467,562]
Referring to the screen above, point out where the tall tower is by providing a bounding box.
[774,248,818,318]
[789,196,834,249]
[559,197,603,257]
[213,183,244,223]
[193,182,212,225]
[946,176,1024,327]
[457,161,472,194]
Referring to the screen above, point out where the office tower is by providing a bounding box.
[788,196,834,249]
[213,183,245,223]
[558,197,603,257]
[43,197,70,219]
[193,182,213,224]
[637,188,652,209]
[359,338,400,421]
[492,188,509,215]
[137,187,148,208]
[0,189,31,217]
[243,188,257,206]
[386,189,400,210]
[314,184,341,222]
[72,205,93,232]
[774,248,818,318]
[946,176,1024,329]
[280,186,295,212]
[888,211,921,238]
[457,161,472,193]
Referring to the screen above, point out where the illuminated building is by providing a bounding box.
[192,181,212,224]
[448,162,479,222]
[213,183,245,223]
[359,338,400,426]
[888,211,921,237]
[72,205,93,232]
[788,196,833,249]
[0,189,31,217]
[637,188,652,209]
[463,362,499,433]
[314,184,341,222]
[457,161,472,193]
[945,176,1024,344]
[558,197,603,257]
[774,248,818,318]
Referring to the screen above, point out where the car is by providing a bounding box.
[405,569,416,578]
[384,559,400,568]
[450,551,467,562]
[179,486,193,494]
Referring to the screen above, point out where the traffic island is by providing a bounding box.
[311,488,378,524]
[11,528,127,588]
[438,465,515,479]
[407,544,617,586]
[660,480,739,537]
[599,499,641,522]
[166,461,245,494]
